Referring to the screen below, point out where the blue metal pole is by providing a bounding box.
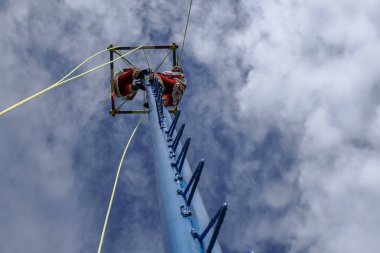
[146,78,223,253]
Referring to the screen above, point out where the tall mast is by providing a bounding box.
[146,76,227,253]
[107,44,227,252]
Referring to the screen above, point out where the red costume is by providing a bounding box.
[155,68,186,107]
[111,66,186,108]
[112,68,141,100]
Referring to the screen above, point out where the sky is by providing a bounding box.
[1,0,380,253]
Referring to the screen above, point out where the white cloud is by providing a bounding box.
[213,0,380,252]
[2,0,380,252]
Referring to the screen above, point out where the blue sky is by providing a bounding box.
[1,0,380,253]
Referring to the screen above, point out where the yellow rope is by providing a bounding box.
[178,0,194,65]
[97,115,145,253]
[0,45,143,116]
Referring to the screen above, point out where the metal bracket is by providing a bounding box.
[167,110,181,137]
[191,228,199,239]
[171,124,185,151]
[180,205,192,217]
[182,159,205,206]
[175,137,191,173]
[174,172,183,182]
[195,203,228,253]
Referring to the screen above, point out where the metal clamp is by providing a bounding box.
[180,205,192,217]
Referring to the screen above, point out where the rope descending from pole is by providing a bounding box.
[0,45,143,116]
[178,0,194,66]
[97,115,145,253]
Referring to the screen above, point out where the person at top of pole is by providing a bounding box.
[112,66,186,107]
[154,65,187,107]
[111,67,145,101]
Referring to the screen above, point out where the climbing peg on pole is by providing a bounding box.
[167,110,181,136]
[185,159,204,206]
[171,124,185,151]
[206,203,228,253]
[193,203,228,253]
[175,137,191,173]
[182,159,205,197]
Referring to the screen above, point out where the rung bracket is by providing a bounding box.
[183,160,204,206]
[167,110,181,136]
[175,137,191,173]
[195,203,228,253]
[171,124,185,151]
